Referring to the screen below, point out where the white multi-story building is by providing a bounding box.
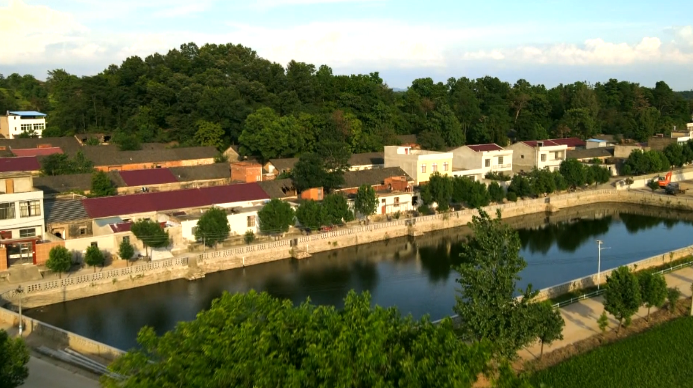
[507,140,567,173]
[384,146,453,185]
[450,143,513,181]
[0,111,47,139]
[0,172,45,265]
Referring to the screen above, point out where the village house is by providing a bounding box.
[0,111,47,139]
[566,148,618,176]
[383,146,453,185]
[337,167,415,216]
[548,137,585,150]
[507,140,568,173]
[449,143,513,181]
[0,157,41,175]
[263,152,385,178]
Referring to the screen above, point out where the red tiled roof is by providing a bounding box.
[12,147,63,157]
[118,169,178,186]
[82,183,270,219]
[548,138,586,148]
[522,140,560,147]
[0,157,40,172]
[466,143,503,152]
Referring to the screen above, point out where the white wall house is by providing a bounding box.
[384,146,453,185]
[0,173,44,240]
[507,140,567,173]
[450,143,513,181]
[0,111,47,139]
[179,206,261,243]
[349,191,414,217]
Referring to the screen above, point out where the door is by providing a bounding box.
[381,206,386,215]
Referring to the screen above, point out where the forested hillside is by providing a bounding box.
[0,42,691,161]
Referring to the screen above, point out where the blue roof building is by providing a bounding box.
[1,111,47,139]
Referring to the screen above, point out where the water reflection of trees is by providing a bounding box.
[518,216,612,254]
[618,213,691,233]
[417,238,467,283]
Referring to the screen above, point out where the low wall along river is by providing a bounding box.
[5,188,693,309]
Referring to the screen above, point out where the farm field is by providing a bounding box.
[531,316,693,388]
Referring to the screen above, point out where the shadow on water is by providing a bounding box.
[25,203,693,350]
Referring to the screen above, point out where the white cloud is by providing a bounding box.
[463,36,693,66]
[673,25,693,46]
[0,0,89,64]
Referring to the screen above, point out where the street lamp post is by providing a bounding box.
[596,240,610,290]
[16,285,23,336]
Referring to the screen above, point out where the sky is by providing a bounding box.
[1,0,692,90]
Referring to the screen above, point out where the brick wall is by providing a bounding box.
[35,241,65,266]
[231,162,262,183]
[300,187,324,200]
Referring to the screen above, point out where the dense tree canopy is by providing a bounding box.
[0,330,30,388]
[102,291,492,388]
[1,44,689,159]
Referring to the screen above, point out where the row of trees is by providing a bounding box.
[602,266,680,331]
[103,209,557,387]
[621,140,693,176]
[2,43,691,161]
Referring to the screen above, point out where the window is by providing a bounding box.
[247,215,256,228]
[394,197,400,207]
[0,203,14,220]
[91,242,98,248]
[521,155,525,159]
[421,164,427,173]
[33,123,45,131]
[443,162,449,171]
[541,154,547,162]
[123,236,130,244]
[556,151,564,160]
[79,227,87,235]
[381,199,386,204]
[20,123,32,133]
[191,226,198,236]
[485,159,491,167]
[19,201,41,217]
[19,228,35,238]
[432,163,438,172]
[498,156,504,165]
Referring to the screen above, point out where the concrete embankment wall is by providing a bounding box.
[9,189,693,308]
[0,307,124,362]
[534,244,693,301]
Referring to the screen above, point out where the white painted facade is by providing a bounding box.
[508,142,567,173]
[384,146,453,185]
[451,145,513,180]
[0,112,47,139]
[180,208,260,243]
[349,192,413,217]
[0,175,44,240]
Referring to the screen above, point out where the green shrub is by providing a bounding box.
[506,192,518,202]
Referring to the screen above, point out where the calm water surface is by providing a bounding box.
[28,204,693,350]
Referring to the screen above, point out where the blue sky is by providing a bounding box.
[1,0,692,89]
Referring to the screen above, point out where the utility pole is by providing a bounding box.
[596,240,610,290]
[16,285,23,336]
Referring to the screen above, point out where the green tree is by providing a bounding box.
[239,107,305,161]
[194,120,225,150]
[45,246,71,278]
[559,159,586,188]
[421,172,453,211]
[507,175,533,198]
[553,171,568,191]
[452,177,490,208]
[194,207,231,247]
[588,164,610,185]
[353,185,378,219]
[40,151,94,176]
[112,131,142,151]
[528,168,556,195]
[488,181,505,203]
[597,311,609,334]
[131,219,170,258]
[257,199,295,235]
[295,200,326,230]
[90,171,116,197]
[663,143,684,168]
[322,193,354,225]
[603,266,642,332]
[637,272,667,321]
[101,291,490,388]
[454,209,539,359]
[243,230,255,245]
[667,287,680,312]
[292,153,328,192]
[118,238,135,265]
[84,245,105,272]
[532,301,564,357]
[0,330,29,388]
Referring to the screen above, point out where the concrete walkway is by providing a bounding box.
[519,266,693,360]
[20,356,99,388]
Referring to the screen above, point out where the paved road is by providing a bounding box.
[20,356,99,388]
[519,266,693,360]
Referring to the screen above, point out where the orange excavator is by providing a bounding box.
[652,171,673,188]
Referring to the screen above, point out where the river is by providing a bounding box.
[27,203,693,350]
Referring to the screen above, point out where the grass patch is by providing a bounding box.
[530,316,693,388]
[549,255,693,305]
